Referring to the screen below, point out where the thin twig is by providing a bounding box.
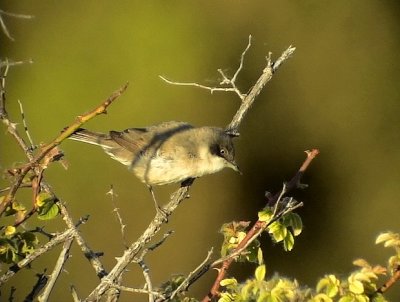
[159,76,243,97]
[139,260,154,302]
[146,230,174,252]
[0,9,34,41]
[226,45,296,134]
[0,9,34,19]
[111,284,164,298]
[84,182,192,301]
[232,35,252,83]
[70,285,81,302]
[107,185,127,248]
[133,231,173,302]
[159,35,254,101]
[38,238,74,301]
[0,82,129,216]
[0,59,33,68]
[18,99,35,149]
[167,248,214,301]
[59,203,107,278]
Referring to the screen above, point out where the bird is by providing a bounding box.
[68,121,240,213]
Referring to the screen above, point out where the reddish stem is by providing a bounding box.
[202,149,320,302]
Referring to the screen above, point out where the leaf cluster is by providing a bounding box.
[217,231,400,302]
[0,192,59,265]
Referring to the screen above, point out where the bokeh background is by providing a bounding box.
[1,1,400,301]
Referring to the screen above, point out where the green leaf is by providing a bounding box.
[0,239,18,264]
[258,209,273,222]
[35,192,54,207]
[283,213,303,236]
[37,202,59,220]
[255,264,266,281]
[283,231,295,251]
[20,232,38,254]
[268,221,287,242]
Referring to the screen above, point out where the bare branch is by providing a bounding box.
[38,238,74,301]
[159,75,242,97]
[159,35,254,101]
[0,9,34,41]
[84,182,192,301]
[59,204,108,279]
[0,58,33,68]
[0,9,34,19]
[168,248,214,301]
[70,285,81,302]
[225,45,296,134]
[18,99,35,149]
[139,260,154,302]
[111,284,164,298]
[231,35,252,83]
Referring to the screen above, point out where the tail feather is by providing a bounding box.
[69,128,108,147]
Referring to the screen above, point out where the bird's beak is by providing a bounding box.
[228,160,242,175]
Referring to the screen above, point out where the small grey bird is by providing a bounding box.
[69,121,240,210]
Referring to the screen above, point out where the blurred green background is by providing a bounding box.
[1,1,400,301]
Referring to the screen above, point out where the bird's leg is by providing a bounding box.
[147,185,168,221]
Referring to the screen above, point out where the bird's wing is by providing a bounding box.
[109,121,193,154]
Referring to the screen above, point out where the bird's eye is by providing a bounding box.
[220,148,226,155]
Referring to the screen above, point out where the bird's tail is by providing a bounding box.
[69,128,109,147]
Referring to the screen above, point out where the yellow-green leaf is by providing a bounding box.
[257,247,264,265]
[316,275,339,298]
[255,264,266,281]
[283,213,303,236]
[348,279,364,294]
[268,221,287,242]
[220,278,237,287]
[35,192,54,207]
[4,226,16,236]
[311,293,333,302]
[284,231,295,251]
[258,209,273,222]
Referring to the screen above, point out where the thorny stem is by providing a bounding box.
[201,149,319,302]
[0,82,129,215]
